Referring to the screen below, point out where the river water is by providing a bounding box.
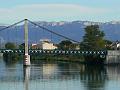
[0,58,120,90]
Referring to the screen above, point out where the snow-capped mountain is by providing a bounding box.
[0,20,120,43]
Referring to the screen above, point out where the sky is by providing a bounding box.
[0,0,120,24]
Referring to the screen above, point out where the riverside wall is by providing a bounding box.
[105,50,120,64]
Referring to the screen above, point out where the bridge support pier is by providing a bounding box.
[24,54,30,66]
[24,19,30,66]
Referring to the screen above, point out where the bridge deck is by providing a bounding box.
[0,49,107,55]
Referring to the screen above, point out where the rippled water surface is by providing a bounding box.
[0,58,120,90]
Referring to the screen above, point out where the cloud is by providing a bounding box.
[0,4,111,23]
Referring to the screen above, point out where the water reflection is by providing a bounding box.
[28,62,107,90]
[30,62,83,81]
[106,65,120,80]
[2,54,21,67]
[79,65,107,90]
[24,67,30,90]
[0,59,120,90]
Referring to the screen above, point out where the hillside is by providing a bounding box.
[0,21,120,44]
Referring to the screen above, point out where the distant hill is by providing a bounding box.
[0,20,120,44]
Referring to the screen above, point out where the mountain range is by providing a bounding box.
[0,20,120,44]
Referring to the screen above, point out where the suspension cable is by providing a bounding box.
[28,20,80,44]
[0,19,80,44]
[0,19,25,32]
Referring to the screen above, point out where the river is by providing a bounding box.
[0,58,120,90]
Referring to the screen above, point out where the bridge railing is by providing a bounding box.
[0,49,107,55]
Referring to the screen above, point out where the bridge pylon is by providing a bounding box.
[24,19,30,66]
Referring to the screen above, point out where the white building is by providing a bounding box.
[38,39,57,50]
[111,41,120,50]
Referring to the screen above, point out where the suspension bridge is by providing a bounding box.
[0,19,107,65]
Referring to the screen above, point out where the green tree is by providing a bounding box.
[19,43,25,49]
[105,40,112,45]
[104,40,113,50]
[80,25,106,50]
[5,42,16,49]
[59,40,73,50]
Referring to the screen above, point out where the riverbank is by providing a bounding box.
[2,53,108,65]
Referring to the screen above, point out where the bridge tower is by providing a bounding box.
[24,19,30,66]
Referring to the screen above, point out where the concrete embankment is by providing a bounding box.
[105,50,120,64]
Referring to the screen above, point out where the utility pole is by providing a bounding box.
[24,19,30,66]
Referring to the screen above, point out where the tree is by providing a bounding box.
[80,25,106,50]
[19,43,25,49]
[59,40,73,50]
[105,40,112,45]
[104,40,113,50]
[5,42,16,49]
